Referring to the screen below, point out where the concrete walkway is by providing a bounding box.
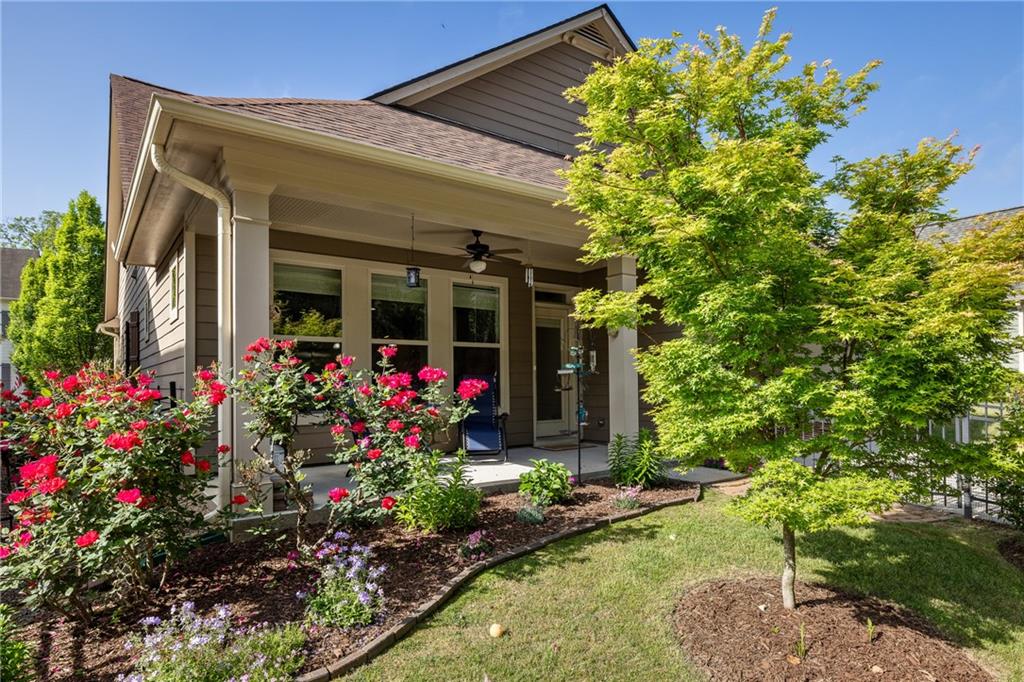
[300,443,746,505]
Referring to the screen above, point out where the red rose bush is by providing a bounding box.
[0,366,218,622]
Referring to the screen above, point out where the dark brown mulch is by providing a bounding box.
[19,479,698,681]
[998,535,1024,573]
[674,577,991,682]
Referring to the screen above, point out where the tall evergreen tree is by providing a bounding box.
[563,11,1022,608]
[8,191,111,383]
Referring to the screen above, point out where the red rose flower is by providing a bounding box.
[379,345,398,358]
[197,368,216,382]
[217,444,231,454]
[75,530,99,548]
[417,366,448,383]
[328,487,349,503]
[232,494,248,506]
[367,449,382,460]
[340,356,354,367]
[19,456,58,483]
[61,375,80,392]
[350,421,366,434]
[456,378,489,401]
[130,420,149,431]
[36,477,66,495]
[116,488,142,505]
[180,451,196,466]
[387,419,404,432]
[31,396,53,409]
[330,424,346,436]
[381,496,396,510]
[105,431,143,452]
[196,460,211,473]
[85,418,101,429]
[5,490,32,505]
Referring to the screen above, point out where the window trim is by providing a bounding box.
[270,257,345,350]
[269,249,509,411]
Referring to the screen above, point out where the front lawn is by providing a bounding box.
[347,492,1024,681]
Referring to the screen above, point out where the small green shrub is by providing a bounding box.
[125,602,306,682]
[990,476,1024,529]
[608,429,666,489]
[0,605,32,682]
[518,459,573,507]
[395,450,482,532]
[516,504,546,525]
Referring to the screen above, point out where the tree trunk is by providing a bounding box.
[781,523,797,610]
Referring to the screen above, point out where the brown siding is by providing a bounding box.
[410,43,600,156]
[118,232,185,397]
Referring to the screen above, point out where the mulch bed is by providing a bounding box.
[998,535,1024,573]
[17,479,698,681]
[674,577,991,681]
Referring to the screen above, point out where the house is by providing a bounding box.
[1,247,37,394]
[101,5,655,511]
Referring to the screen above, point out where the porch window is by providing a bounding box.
[272,262,343,369]
[453,284,500,396]
[371,273,428,376]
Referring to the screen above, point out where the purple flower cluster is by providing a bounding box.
[303,531,386,627]
[613,485,643,509]
[118,602,304,681]
[459,529,495,562]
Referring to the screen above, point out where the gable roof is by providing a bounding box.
[919,205,1024,243]
[369,4,633,106]
[109,75,570,205]
[1,247,37,301]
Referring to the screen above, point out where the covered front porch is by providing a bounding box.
[299,444,744,507]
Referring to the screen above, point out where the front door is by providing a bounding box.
[534,304,573,439]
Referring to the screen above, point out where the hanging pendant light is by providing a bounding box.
[405,213,421,288]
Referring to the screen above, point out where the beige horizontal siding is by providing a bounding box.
[411,43,601,156]
[118,231,185,398]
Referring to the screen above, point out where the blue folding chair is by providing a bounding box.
[459,374,508,462]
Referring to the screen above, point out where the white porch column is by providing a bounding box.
[229,190,272,512]
[606,256,640,439]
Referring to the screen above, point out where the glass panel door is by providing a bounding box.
[535,307,571,438]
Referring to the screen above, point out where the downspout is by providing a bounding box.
[149,143,234,512]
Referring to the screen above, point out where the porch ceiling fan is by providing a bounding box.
[461,230,522,273]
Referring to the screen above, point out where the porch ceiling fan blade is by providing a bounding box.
[488,254,521,264]
[489,248,523,255]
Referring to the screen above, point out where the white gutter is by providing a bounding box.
[149,143,233,512]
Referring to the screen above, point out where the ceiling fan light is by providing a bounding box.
[469,259,487,274]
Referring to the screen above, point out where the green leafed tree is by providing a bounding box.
[8,191,111,383]
[0,210,62,251]
[563,10,1022,609]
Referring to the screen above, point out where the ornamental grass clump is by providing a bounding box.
[0,366,220,622]
[325,344,486,524]
[304,531,386,628]
[120,601,306,682]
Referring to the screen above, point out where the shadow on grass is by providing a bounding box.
[490,517,664,583]
[800,520,1024,649]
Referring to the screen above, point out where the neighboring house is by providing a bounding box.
[102,5,646,510]
[921,206,1024,445]
[1,247,37,394]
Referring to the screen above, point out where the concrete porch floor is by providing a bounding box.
[301,443,746,506]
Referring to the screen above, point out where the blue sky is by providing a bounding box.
[2,2,1021,222]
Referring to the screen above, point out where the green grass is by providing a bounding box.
[346,493,1024,681]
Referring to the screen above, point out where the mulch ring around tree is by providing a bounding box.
[674,577,991,682]
[997,535,1024,573]
[17,478,698,681]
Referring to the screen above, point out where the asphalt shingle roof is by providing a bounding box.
[1,248,37,301]
[109,75,569,205]
[919,205,1024,244]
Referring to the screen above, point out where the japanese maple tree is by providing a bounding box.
[564,10,1022,608]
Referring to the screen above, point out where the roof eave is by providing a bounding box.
[114,95,566,264]
[369,4,633,106]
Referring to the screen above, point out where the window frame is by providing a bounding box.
[270,258,346,352]
[268,249,509,411]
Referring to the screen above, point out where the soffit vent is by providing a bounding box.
[576,23,611,49]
